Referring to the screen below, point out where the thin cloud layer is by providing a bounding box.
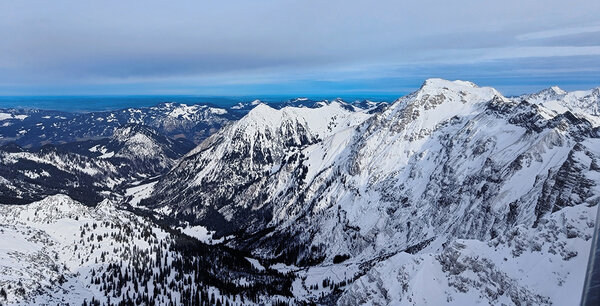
[0,0,599,95]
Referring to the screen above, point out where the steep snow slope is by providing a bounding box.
[144,102,373,233]
[239,79,600,264]
[0,195,155,304]
[337,203,597,305]
[0,99,381,148]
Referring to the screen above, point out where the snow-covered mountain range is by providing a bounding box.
[142,79,600,304]
[0,124,193,205]
[0,102,234,148]
[0,80,599,305]
[0,99,382,149]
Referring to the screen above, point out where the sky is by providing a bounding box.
[1,0,599,97]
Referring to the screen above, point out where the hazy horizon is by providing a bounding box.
[1,78,598,112]
[0,93,400,112]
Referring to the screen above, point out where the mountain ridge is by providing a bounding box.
[140,80,600,304]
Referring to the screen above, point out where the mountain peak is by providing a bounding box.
[550,86,567,95]
[396,78,504,107]
[113,124,156,141]
[236,103,289,132]
[536,86,567,97]
[242,101,356,130]
[245,103,278,119]
[1,194,94,223]
[415,79,504,99]
[382,78,507,126]
[421,78,479,89]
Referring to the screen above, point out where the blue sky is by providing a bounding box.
[1,0,599,97]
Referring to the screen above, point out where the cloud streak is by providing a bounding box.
[0,0,599,95]
[517,24,600,41]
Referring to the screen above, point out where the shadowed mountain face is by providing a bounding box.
[0,124,194,205]
[60,124,196,176]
